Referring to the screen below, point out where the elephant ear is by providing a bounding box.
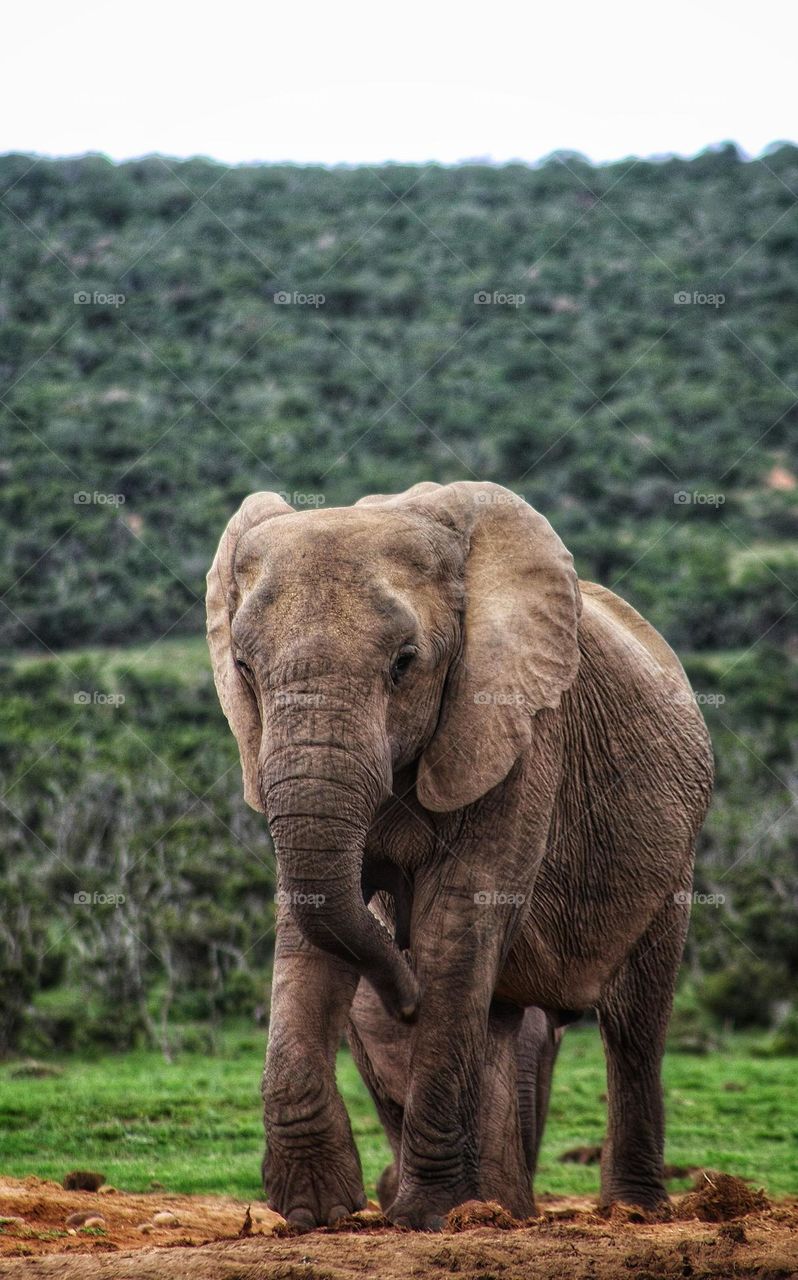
[206,492,294,811]
[402,482,582,811]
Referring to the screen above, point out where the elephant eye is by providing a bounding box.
[390,645,417,685]
[235,655,254,681]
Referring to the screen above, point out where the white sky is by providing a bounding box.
[2,0,795,166]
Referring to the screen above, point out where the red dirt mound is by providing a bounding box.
[677,1169,770,1221]
[446,1198,521,1230]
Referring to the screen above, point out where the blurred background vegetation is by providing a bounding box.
[0,145,796,1057]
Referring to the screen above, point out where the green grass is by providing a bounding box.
[0,1026,795,1200]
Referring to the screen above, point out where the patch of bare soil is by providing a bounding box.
[0,1175,796,1280]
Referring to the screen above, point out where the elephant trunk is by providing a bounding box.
[261,728,419,1023]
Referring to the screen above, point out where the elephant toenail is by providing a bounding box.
[286,1208,316,1232]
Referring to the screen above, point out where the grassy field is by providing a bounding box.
[0,1025,794,1201]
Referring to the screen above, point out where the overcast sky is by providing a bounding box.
[3,0,794,166]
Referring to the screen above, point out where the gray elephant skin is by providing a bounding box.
[206,481,713,1231]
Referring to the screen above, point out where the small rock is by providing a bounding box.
[350,1209,390,1229]
[82,1216,106,1229]
[138,1222,153,1234]
[66,1212,91,1227]
[98,1185,116,1195]
[152,1211,179,1227]
[67,1228,77,1236]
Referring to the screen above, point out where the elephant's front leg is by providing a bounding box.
[389,880,516,1230]
[262,906,366,1229]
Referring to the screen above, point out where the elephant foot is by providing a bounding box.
[388,1183,478,1232]
[390,1203,445,1232]
[486,1186,535,1220]
[263,1145,367,1231]
[598,1184,670,1217]
[376,1162,398,1211]
[479,1164,535,1220]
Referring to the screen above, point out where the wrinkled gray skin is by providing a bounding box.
[206,481,713,1231]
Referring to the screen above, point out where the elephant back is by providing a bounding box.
[578,580,689,685]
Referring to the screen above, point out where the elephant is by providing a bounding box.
[206,480,713,1231]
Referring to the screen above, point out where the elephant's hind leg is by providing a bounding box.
[517,1006,563,1184]
[347,980,409,1211]
[481,1004,563,1217]
[349,986,554,1218]
[479,1001,533,1217]
[597,895,689,1212]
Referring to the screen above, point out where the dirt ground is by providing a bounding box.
[0,1174,796,1280]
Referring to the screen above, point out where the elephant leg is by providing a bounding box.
[350,986,545,1218]
[388,873,528,1230]
[481,1004,563,1216]
[261,904,367,1229]
[596,896,688,1212]
[517,1006,564,1183]
[479,1000,534,1218]
[347,979,411,1210]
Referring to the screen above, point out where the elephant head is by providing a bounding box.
[206,482,581,1021]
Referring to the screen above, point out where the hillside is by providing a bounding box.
[1,146,797,651]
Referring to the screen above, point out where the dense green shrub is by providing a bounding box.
[0,646,276,1053]
[1,149,797,652]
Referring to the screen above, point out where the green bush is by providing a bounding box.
[700,958,782,1029]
